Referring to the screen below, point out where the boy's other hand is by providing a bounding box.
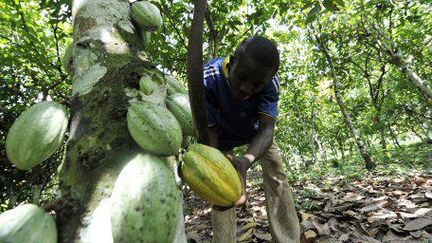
[225,155,250,206]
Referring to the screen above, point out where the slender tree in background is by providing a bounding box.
[309,22,375,170]
[360,13,432,103]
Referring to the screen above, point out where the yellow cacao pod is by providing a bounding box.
[181,143,242,206]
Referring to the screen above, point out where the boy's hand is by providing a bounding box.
[225,155,250,206]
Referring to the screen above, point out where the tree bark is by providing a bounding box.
[336,137,346,164]
[330,67,375,170]
[373,26,432,103]
[387,124,401,148]
[413,115,432,141]
[312,30,375,171]
[293,90,317,163]
[55,1,182,241]
[310,106,327,162]
[205,9,218,59]
[390,52,432,102]
[187,0,208,145]
[379,125,387,149]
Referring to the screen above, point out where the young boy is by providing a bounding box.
[203,36,300,243]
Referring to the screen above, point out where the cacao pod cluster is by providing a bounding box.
[112,3,194,242]
[3,100,68,241]
[127,72,194,156]
[3,1,240,242]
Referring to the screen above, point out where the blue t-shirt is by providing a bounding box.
[203,57,280,151]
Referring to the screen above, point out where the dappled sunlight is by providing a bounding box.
[1,0,432,242]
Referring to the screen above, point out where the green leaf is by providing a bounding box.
[333,0,346,8]
[323,0,339,12]
[306,5,321,24]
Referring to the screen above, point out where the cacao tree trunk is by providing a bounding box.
[372,26,432,103]
[388,124,401,148]
[336,137,346,164]
[315,134,327,162]
[330,68,375,170]
[293,90,317,163]
[410,126,425,142]
[413,115,432,141]
[54,1,183,241]
[310,106,327,162]
[187,0,208,144]
[379,125,387,150]
[390,51,432,102]
[312,30,375,171]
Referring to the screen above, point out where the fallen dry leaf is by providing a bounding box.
[255,232,272,241]
[300,210,315,223]
[382,230,404,241]
[403,216,432,231]
[359,204,381,213]
[397,198,417,209]
[304,230,317,241]
[315,235,341,243]
[240,222,259,231]
[237,228,253,242]
[413,207,432,217]
[342,210,358,219]
[413,176,427,186]
[425,190,432,199]
[312,218,331,236]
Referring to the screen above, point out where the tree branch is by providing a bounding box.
[52,23,64,75]
[205,8,218,59]
[158,4,188,50]
[187,0,208,144]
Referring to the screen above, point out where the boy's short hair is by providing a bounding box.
[234,36,280,74]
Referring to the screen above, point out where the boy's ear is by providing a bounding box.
[227,55,235,72]
[229,55,236,65]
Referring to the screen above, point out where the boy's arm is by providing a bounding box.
[229,113,275,206]
[244,113,275,163]
[233,113,275,171]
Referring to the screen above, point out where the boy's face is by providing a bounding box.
[228,55,275,100]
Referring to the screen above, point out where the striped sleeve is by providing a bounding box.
[257,75,280,119]
[203,64,220,127]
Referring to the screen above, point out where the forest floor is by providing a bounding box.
[182,143,432,242]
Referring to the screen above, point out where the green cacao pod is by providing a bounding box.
[181,144,242,206]
[127,101,182,156]
[165,75,187,95]
[111,154,180,243]
[6,101,69,170]
[139,75,156,95]
[130,1,163,32]
[166,93,195,136]
[0,204,57,243]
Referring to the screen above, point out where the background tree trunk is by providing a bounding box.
[390,51,432,101]
[311,27,375,170]
[372,25,432,103]
[293,90,317,163]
